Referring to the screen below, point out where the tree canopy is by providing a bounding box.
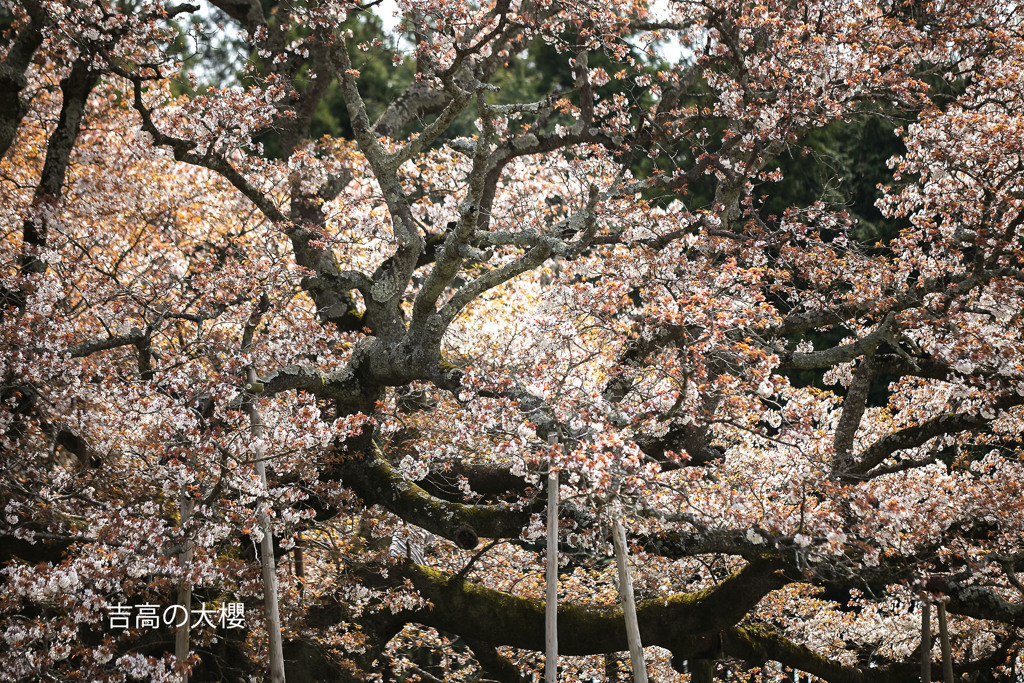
[3,0,1024,681]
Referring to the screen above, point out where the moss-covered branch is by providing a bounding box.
[340,560,936,683]
[393,559,788,655]
[332,559,1017,683]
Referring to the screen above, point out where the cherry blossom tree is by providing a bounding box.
[3,0,1024,681]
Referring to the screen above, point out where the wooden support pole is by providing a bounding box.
[175,497,194,683]
[920,593,932,683]
[937,600,954,683]
[247,368,286,683]
[545,465,559,683]
[611,516,648,683]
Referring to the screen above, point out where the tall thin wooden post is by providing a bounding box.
[175,497,194,683]
[937,600,954,683]
[545,434,559,683]
[247,368,286,683]
[920,593,932,683]
[611,517,648,683]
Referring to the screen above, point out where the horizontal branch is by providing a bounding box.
[927,575,1024,628]
[258,364,365,408]
[420,460,529,499]
[338,452,534,543]
[724,626,911,683]
[368,561,1009,683]
[780,313,893,371]
[767,270,993,339]
[852,396,1024,476]
[69,331,148,358]
[394,558,788,655]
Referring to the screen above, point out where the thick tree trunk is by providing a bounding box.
[0,0,47,161]
[691,659,715,683]
[20,59,97,279]
[4,57,97,314]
